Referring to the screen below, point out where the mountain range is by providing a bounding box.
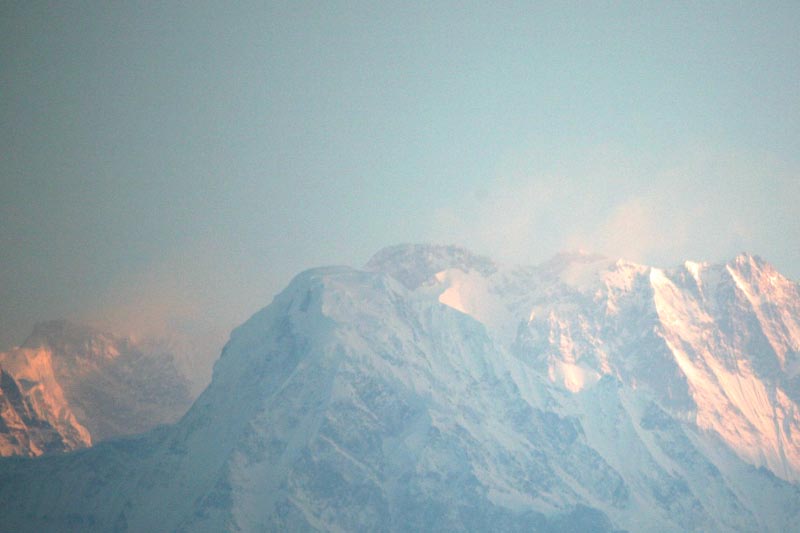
[0,320,193,456]
[1,244,799,532]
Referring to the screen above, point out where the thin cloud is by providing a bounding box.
[428,144,800,277]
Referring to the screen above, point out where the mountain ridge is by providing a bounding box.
[1,245,799,532]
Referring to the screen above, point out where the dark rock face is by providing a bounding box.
[0,367,69,455]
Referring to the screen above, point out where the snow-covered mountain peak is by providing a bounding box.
[378,247,800,482]
[726,253,798,297]
[3,245,800,532]
[681,259,710,289]
[0,364,87,457]
[729,251,765,269]
[365,243,497,289]
[273,265,408,322]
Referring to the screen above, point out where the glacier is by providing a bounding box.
[1,244,799,532]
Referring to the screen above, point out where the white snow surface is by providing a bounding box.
[1,245,800,532]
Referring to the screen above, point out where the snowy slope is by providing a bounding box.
[0,245,799,532]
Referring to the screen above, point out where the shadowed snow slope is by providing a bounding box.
[0,245,799,532]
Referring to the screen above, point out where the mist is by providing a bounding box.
[2,2,799,355]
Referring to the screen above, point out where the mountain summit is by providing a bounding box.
[1,246,799,532]
[365,243,498,289]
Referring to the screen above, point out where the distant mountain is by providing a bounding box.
[0,320,193,455]
[1,245,799,532]
[0,365,88,456]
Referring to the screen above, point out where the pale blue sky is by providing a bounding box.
[2,2,799,351]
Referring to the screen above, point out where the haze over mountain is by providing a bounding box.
[0,321,194,456]
[1,244,799,532]
[3,3,800,371]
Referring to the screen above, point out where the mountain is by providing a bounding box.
[0,365,88,456]
[1,245,799,532]
[0,320,193,455]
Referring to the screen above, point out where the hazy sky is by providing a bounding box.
[2,2,799,352]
